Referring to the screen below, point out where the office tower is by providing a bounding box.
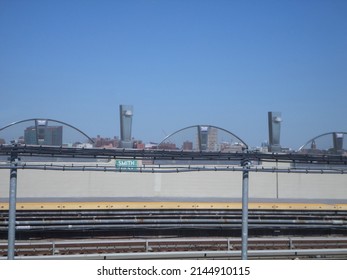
[199,126,209,151]
[197,126,218,151]
[268,112,282,152]
[24,120,63,146]
[333,132,344,153]
[119,105,133,148]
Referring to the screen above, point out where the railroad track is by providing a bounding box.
[1,209,346,238]
[1,236,347,259]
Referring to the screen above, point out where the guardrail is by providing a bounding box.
[1,237,347,260]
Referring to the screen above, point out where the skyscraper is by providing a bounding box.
[119,105,133,148]
[24,123,63,146]
[268,112,282,152]
[197,126,218,151]
[333,133,344,153]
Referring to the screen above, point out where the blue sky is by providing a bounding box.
[1,0,346,149]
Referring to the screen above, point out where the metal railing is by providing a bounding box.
[1,237,347,260]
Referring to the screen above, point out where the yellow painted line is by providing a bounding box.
[248,202,347,210]
[0,202,347,210]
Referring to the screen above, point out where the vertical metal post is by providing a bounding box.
[276,160,279,199]
[241,161,250,260]
[8,149,18,260]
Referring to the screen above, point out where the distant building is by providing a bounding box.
[298,132,346,155]
[145,142,158,150]
[207,127,218,151]
[182,141,193,150]
[220,142,244,153]
[75,143,93,149]
[158,142,177,150]
[268,112,282,152]
[197,126,219,151]
[133,140,145,149]
[18,136,25,144]
[333,132,344,152]
[93,135,119,148]
[24,125,63,146]
[119,105,133,148]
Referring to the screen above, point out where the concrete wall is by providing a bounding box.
[1,162,346,201]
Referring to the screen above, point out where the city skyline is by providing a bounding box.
[1,1,346,149]
[0,116,346,154]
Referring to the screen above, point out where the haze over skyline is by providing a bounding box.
[1,0,346,149]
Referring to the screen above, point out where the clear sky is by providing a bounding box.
[1,0,346,149]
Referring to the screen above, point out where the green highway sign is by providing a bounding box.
[115,160,138,170]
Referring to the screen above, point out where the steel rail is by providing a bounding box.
[4,224,343,231]
[1,237,347,259]
[1,214,345,232]
[2,248,347,260]
[2,236,347,247]
[2,217,345,226]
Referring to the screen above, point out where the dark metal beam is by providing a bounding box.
[1,144,347,165]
